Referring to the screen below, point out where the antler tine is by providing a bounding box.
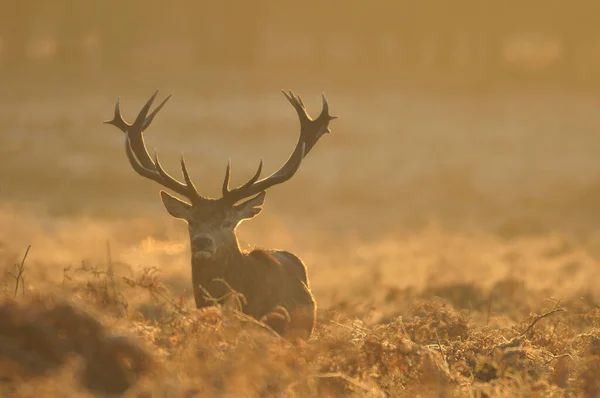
[318,93,338,122]
[131,90,158,131]
[117,91,162,170]
[300,92,337,156]
[103,97,131,132]
[152,150,202,203]
[222,160,232,197]
[180,152,201,200]
[222,159,264,197]
[112,93,205,204]
[282,90,312,124]
[240,160,264,189]
[288,90,306,109]
[104,92,171,133]
[143,94,171,131]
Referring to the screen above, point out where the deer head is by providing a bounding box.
[104,90,336,261]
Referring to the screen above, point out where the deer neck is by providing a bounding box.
[190,240,247,306]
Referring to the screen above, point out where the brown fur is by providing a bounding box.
[191,247,316,341]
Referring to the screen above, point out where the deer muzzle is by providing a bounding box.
[191,236,215,259]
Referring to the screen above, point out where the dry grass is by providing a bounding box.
[1,218,600,397]
[2,85,600,396]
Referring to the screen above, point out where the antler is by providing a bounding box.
[104,91,204,204]
[221,90,337,204]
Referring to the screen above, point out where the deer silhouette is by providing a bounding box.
[104,90,336,341]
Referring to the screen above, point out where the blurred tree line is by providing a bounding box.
[0,0,598,90]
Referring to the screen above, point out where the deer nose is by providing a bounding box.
[191,236,213,252]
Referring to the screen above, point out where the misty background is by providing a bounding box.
[1,1,600,251]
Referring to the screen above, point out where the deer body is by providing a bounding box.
[105,90,335,341]
[192,248,315,339]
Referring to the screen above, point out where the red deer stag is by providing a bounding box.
[104,90,336,341]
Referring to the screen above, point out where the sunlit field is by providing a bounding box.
[1,82,600,397]
[2,3,600,396]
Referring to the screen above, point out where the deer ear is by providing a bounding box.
[160,191,191,219]
[235,191,266,220]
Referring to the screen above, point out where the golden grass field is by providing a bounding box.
[2,81,600,396]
